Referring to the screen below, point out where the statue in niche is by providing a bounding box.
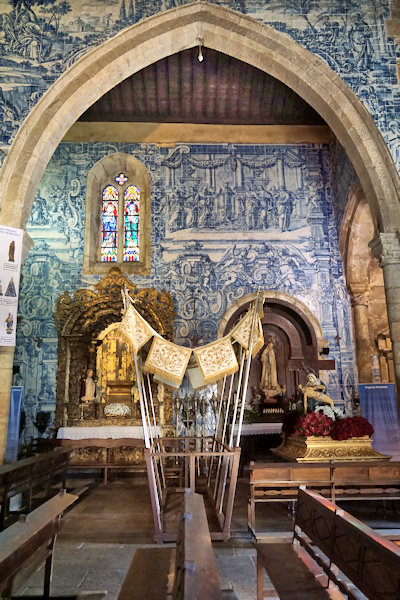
[79,368,97,420]
[260,338,278,391]
[80,369,97,401]
[298,372,334,414]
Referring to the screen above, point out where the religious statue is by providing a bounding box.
[5,312,13,334]
[260,337,278,391]
[80,369,97,401]
[298,372,334,414]
[5,277,16,297]
[8,240,15,262]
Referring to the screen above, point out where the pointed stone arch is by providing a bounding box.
[0,1,399,234]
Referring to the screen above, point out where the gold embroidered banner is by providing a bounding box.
[144,336,192,387]
[193,335,238,385]
[119,302,157,354]
[231,308,264,357]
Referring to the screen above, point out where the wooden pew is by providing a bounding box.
[59,438,145,484]
[255,487,400,599]
[117,490,238,600]
[248,460,400,536]
[0,449,71,530]
[0,490,77,599]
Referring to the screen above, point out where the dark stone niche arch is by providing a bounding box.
[223,296,321,401]
[54,267,175,427]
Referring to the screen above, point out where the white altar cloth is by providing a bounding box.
[57,425,160,440]
[233,422,282,436]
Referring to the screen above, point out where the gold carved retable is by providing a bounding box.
[54,267,175,429]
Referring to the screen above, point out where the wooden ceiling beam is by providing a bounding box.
[63,122,331,144]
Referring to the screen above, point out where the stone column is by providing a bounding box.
[370,232,400,407]
[349,283,373,383]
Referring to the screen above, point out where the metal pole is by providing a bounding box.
[229,350,245,448]
[147,373,166,488]
[214,371,235,499]
[236,304,259,447]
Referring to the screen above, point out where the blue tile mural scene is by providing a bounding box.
[0,0,399,177]
[13,141,358,441]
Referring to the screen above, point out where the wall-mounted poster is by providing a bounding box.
[0,226,23,347]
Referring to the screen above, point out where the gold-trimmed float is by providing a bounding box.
[273,434,391,462]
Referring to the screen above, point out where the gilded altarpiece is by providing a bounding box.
[54,267,175,430]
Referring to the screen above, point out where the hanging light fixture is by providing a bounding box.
[197,36,204,62]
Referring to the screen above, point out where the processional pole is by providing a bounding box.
[235,292,261,447]
[133,346,162,533]
[207,375,226,488]
[219,294,261,513]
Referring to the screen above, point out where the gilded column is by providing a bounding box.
[349,283,373,383]
[369,232,400,406]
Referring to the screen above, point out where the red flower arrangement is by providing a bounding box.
[290,411,374,441]
[295,411,333,437]
[331,416,374,441]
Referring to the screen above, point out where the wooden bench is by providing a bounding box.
[256,487,400,599]
[59,438,145,484]
[248,460,400,536]
[0,449,71,530]
[117,490,238,600]
[0,490,77,599]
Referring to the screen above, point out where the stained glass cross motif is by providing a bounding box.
[124,185,140,262]
[115,172,128,185]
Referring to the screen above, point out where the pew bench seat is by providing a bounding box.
[256,487,400,600]
[117,491,238,600]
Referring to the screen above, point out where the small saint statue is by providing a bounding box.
[79,369,97,420]
[298,373,334,414]
[5,312,13,334]
[8,240,15,262]
[80,369,97,401]
[260,337,278,391]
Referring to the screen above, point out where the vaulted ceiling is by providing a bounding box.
[78,47,325,126]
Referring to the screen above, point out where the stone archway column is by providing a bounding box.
[349,283,373,383]
[0,347,15,464]
[370,233,400,409]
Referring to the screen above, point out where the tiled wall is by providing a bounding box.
[1,0,393,440]
[14,141,357,440]
[0,0,398,176]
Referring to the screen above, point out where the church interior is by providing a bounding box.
[1,1,400,598]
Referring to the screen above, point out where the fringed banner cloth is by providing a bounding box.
[119,302,157,354]
[144,336,192,387]
[231,308,264,357]
[193,335,238,385]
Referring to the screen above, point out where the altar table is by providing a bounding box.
[233,422,282,437]
[233,422,283,472]
[57,425,160,440]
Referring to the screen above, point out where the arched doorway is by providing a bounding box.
[340,186,394,384]
[219,291,327,402]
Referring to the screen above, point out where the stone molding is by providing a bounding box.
[348,283,371,308]
[369,232,400,268]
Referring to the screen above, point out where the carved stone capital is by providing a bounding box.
[369,231,400,268]
[348,283,370,307]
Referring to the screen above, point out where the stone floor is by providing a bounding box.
[18,472,400,600]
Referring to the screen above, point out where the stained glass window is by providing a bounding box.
[124,185,140,262]
[101,185,118,262]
